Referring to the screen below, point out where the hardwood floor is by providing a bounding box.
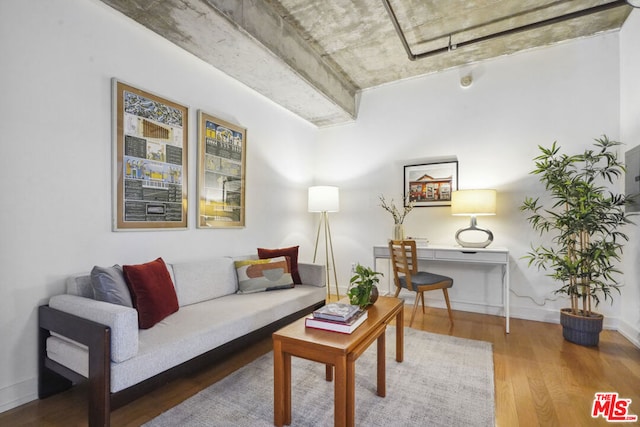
[2,302,639,426]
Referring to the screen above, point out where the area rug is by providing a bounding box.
[144,328,494,427]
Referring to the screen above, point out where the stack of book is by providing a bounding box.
[305,303,368,334]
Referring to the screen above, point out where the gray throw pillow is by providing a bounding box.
[90,265,133,307]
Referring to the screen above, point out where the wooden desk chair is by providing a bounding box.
[388,240,454,327]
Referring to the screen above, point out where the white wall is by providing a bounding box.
[0,0,317,411]
[2,0,639,415]
[620,8,640,347]
[317,33,626,325]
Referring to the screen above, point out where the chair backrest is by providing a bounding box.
[388,239,418,291]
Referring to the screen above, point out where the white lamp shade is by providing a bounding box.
[451,189,496,216]
[308,186,339,212]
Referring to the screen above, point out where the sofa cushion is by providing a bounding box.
[171,257,237,306]
[258,246,301,284]
[235,256,294,294]
[123,258,179,329]
[90,265,133,307]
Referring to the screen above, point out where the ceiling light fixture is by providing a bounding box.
[460,74,473,88]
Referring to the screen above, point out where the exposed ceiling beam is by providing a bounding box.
[100,0,358,126]
[382,0,631,61]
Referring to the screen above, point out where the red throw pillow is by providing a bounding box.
[258,246,301,284]
[123,257,179,329]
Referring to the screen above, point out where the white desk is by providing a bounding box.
[373,244,510,333]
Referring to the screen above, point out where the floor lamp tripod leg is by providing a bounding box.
[323,213,331,298]
[325,214,340,298]
[313,212,339,299]
[312,217,322,263]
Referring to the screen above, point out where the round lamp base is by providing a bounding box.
[455,226,493,248]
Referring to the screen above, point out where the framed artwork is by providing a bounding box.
[404,160,458,207]
[112,80,188,230]
[197,111,246,228]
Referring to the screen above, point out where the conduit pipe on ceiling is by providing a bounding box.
[381,0,631,61]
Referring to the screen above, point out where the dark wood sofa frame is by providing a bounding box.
[38,300,325,427]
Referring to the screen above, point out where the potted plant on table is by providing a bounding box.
[520,136,634,346]
[348,264,383,309]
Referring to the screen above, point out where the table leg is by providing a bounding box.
[273,340,285,426]
[334,356,348,427]
[504,262,510,334]
[396,305,404,362]
[346,356,356,427]
[377,331,386,397]
[283,353,291,425]
[326,364,333,381]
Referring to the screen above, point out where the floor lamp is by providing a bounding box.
[308,186,340,298]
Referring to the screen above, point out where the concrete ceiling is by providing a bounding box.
[100,0,633,127]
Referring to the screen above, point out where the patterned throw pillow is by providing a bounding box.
[235,256,294,294]
[257,246,301,284]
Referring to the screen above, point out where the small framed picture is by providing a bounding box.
[404,161,458,207]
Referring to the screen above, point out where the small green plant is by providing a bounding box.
[348,264,383,308]
[520,136,634,317]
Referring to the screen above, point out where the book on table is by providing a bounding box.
[312,302,361,322]
[305,309,368,334]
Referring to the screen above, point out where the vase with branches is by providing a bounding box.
[380,194,414,240]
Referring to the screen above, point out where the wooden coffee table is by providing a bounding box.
[273,296,404,427]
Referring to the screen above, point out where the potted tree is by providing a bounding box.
[348,264,383,309]
[520,136,633,346]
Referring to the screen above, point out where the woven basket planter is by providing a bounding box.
[560,308,603,346]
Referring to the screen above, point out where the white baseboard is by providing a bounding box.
[418,296,504,317]
[508,305,560,324]
[0,377,37,414]
[508,306,620,330]
[379,291,639,345]
[617,319,640,348]
[416,298,638,349]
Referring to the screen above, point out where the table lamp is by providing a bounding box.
[451,189,496,248]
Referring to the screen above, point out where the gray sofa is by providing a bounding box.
[38,255,326,427]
